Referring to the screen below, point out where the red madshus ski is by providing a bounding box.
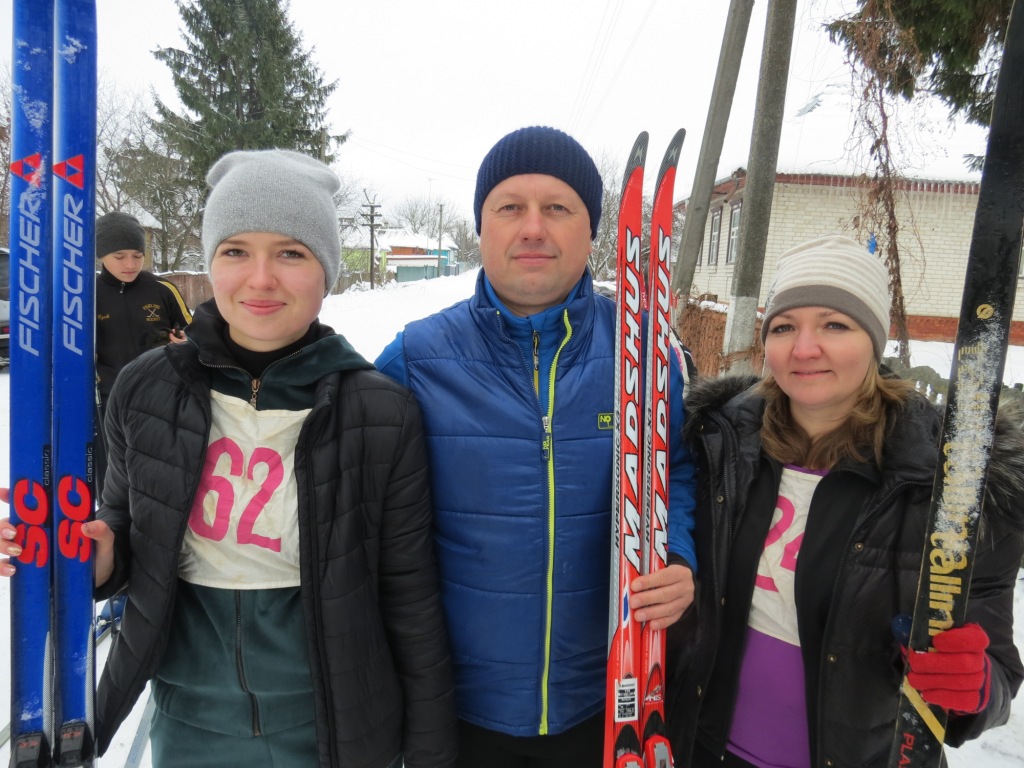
[605,132,648,768]
[50,1,99,765]
[638,129,685,768]
[888,3,1024,766]
[9,1,57,766]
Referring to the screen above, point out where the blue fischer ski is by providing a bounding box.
[50,1,99,765]
[887,2,1024,766]
[8,2,57,767]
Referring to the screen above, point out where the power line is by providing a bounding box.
[345,137,474,183]
[348,134,475,172]
[579,0,659,141]
[566,0,622,134]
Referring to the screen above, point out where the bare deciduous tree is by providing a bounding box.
[449,217,480,267]
[390,195,456,238]
[590,151,653,283]
[95,79,152,215]
[108,133,205,272]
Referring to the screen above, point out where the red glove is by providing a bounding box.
[904,623,992,715]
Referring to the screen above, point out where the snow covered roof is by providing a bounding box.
[346,227,457,252]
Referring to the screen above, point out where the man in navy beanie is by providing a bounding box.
[376,126,697,767]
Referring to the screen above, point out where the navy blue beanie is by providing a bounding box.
[474,126,603,240]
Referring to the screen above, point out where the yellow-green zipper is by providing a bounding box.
[539,311,573,734]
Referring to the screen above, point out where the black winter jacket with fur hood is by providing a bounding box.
[666,375,1024,767]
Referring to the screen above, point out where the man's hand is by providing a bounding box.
[629,563,695,630]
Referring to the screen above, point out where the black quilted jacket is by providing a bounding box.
[666,375,1024,767]
[94,302,457,767]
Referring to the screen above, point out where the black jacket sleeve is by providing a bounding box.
[378,390,458,767]
[94,364,135,601]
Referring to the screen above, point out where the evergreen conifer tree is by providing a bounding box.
[154,0,343,184]
[828,0,1010,127]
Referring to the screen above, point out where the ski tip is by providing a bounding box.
[630,131,650,161]
[619,132,650,196]
[655,128,686,189]
[658,129,686,174]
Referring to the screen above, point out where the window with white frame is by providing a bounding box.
[708,209,721,266]
[726,201,742,264]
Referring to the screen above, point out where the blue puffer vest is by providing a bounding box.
[401,271,617,737]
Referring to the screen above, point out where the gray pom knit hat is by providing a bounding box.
[474,126,603,239]
[761,234,892,360]
[96,211,145,259]
[202,149,341,295]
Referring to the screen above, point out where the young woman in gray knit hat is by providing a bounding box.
[2,149,457,767]
[666,235,1024,767]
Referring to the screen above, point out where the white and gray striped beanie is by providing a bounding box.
[761,234,891,360]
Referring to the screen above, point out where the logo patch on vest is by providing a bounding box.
[597,412,613,430]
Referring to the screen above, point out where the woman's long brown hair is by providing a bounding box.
[757,367,916,470]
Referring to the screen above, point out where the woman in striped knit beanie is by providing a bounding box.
[667,234,1024,767]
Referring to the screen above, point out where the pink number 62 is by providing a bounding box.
[189,437,284,552]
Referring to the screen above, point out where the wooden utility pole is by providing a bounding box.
[672,0,755,302]
[361,192,382,290]
[437,203,444,276]
[723,0,798,373]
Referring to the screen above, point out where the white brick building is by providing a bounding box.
[675,76,1024,335]
[682,171,1024,326]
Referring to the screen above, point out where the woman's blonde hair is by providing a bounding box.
[758,366,916,470]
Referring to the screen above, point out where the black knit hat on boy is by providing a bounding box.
[95,211,146,259]
[474,126,603,239]
[761,234,892,360]
[202,149,342,295]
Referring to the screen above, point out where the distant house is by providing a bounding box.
[379,227,457,267]
[344,227,459,283]
[677,83,1024,343]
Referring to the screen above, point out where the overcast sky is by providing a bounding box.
[4,0,985,222]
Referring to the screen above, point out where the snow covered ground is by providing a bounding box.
[2,268,1023,765]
